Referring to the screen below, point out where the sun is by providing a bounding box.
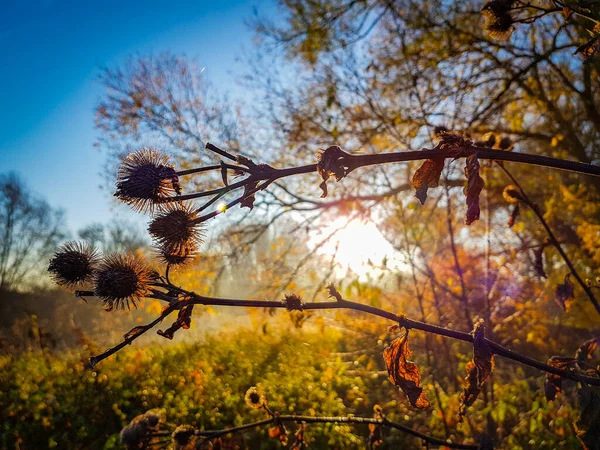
[308,216,402,278]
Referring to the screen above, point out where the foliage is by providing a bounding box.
[15,0,600,448]
[0,323,591,450]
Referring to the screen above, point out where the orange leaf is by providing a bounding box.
[459,322,494,419]
[383,333,430,409]
[544,356,576,401]
[463,154,484,225]
[412,158,445,205]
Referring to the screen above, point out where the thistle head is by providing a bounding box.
[48,242,99,290]
[115,148,180,213]
[284,293,304,311]
[245,386,266,409]
[482,0,515,40]
[120,410,164,450]
[172,425,196,447]
[148,203,204,263]
[157,245,195,267]
[94,253,155,311]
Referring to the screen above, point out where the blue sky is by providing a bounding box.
[0,0,276,233]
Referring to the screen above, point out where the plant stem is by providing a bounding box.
[162,145,600,205]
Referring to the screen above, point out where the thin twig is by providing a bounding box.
[151,414,479,449]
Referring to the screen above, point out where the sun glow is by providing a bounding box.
[309,217,403,278]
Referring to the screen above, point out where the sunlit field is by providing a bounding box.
[2,1,600,449]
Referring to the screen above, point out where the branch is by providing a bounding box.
[150,414,479,449]
[162,142,600,208]
[88,288,600,386]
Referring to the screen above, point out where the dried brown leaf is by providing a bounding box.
[544,356,576,401]
[157,304,194,340]
[555,273,575,311]
[220,162,229,186]
[316,146,351,198]
[463,154,484,225]
[576,337,600,364]
[240,180,259,210]
[459,322,494,420]
[383,333,430,409]
[533,245,547,279]
[412,157,445,205]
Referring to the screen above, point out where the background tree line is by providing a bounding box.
[2,0,600,448]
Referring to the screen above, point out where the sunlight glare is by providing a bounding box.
[309,217,403,278]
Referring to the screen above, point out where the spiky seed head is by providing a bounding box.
[157,245,195,267]
[148,203,204,259]
[172,425,196,446]
[94,253,154,311]
[284,293,304,311]
[245,386,266,409]
[433,126,449,138]
[115,148,180,213]
[486,12,514,40]
[48,242,99,290]
[120,423,145,450]
[482,1,515,40]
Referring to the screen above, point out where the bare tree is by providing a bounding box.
[0,173,66,291]
[78,219,148,254]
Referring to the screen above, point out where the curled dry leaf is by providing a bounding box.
[240,179,259,210]
[533,244,547,279]
[412,133,471,204]
[220,162,229,186]
[383,332,430,409]
[411,157,445,205]
[544,356,576,401]
[575,386,600,450]
[157,304,194,340]
[459,322,494,420]
[576,337,600,365]
[316,146,351,198]
[463,154,484,225]
[555,273,575,311]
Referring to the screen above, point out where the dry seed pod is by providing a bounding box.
[115,148,180,213]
